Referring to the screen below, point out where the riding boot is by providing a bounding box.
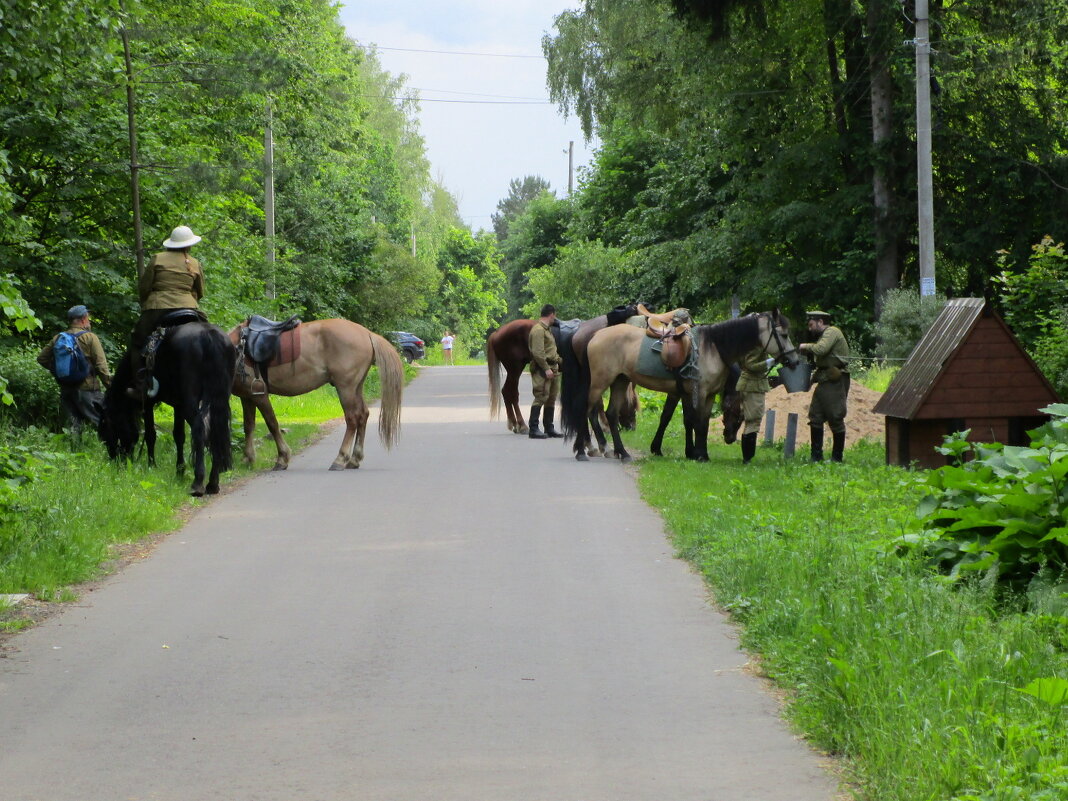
[125,350,146,400]
[809,426,825,462]
[831,430,846,463]
[741,431,758,464]
[528,405,547,439]
[542,404,563,438]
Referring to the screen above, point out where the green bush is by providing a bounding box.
[873,287,947,360]
[895,404,1068,590]
[0,342,65,431]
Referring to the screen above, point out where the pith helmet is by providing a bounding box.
[163,225,202,249]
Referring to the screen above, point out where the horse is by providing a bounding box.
[647,362,743,458]
[486,304,639,436]
[99,320,236,497]
[228,318,404,471]
[562,311,798,463]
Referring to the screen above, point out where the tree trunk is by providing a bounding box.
[868,0,898,319]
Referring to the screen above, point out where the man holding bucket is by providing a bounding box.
[798,310,850,462]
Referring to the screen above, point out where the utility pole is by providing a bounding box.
[915,0,936,296]
[265,98,275,299]
[119,1,144,279]
[567,141,574,195]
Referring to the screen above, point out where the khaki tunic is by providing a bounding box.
[37,325,112,392]
[139,250,204,310]
[737,347,770,435]
[528,320,561,406]
[806,326,850,432]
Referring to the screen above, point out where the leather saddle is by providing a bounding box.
[635,304,694,370]
[237,314,302,395]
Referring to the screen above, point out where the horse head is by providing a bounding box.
[720,391,743,445]
[765,309,800,368]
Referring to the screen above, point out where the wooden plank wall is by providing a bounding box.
[917,317,1058,419]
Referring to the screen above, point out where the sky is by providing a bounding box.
[334,0,597,232]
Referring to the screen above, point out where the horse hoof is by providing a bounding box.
[190,488,205,497]
[346,462,360,469]
[575,452,589,462]
[206,484,220,495]
[329,463,345,471]
[272,463,288,472]
[587,449,602,458]
[618,454,632,463]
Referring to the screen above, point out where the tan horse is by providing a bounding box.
[561,310,798,462]
[229,318,403,471]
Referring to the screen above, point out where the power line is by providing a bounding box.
[365,95,549,105]
[357,43,543,59]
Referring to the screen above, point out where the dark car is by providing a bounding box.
[390,331,425,363]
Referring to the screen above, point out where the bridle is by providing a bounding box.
[760,312,797,365]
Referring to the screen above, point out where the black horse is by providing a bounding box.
[100,320,237,497]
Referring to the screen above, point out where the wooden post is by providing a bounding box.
[764,409,776,444]
[783,412,798,458]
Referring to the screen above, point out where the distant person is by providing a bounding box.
[737,346,773,464]
[128,225,207,398]
[37,304,111,443]
[527,304,563,439]
[798,310,851,462]
[441,330,454,366]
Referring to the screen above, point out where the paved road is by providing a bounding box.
[0,366,839,800]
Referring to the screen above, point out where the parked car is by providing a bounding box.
[389,331,425,363]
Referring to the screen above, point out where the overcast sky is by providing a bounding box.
[335,0,596,232]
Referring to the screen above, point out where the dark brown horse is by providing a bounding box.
[562,311,798,462]
[228,318,403,471]
[486,304,639,436]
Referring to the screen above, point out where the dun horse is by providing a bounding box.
[486,304,638,436]
[100,320,236,497]
[562,311,798,462]
[229,318,403,471]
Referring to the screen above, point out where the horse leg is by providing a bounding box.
[503,367,526,433]
[143,405,158,467]
[187,410,208,496]
[604,377,632,462]
[587,402,608,457]
[172,417,186,477]
[331,384,368,470]
[650,395,678,457]
[249,395,290,470]
[240,397,257,466]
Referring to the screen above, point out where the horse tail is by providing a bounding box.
[370,331,403,450]
[486,329,502,419]
[560,344,591,443]
[206,331,236,473]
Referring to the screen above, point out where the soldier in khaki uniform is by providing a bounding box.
[128,225,207,397]
[527,304,563,439]
[736,346,773,464]
[37,304,112,440]
[798,310,850,462]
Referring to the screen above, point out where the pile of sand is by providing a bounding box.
[710,381,886,447]
[760,381,885,446]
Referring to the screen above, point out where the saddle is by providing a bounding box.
[635,304,693,338]
[141,309,209,394]
[237,314,302,395]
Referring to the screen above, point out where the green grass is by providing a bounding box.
[622,412,1068,800]
[0,364,418,598]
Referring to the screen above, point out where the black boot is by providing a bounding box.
[810,426,824,462]
[741,431,758,464]
[831,430,845,462]
[528,405,547,439]
[543,404,563,438]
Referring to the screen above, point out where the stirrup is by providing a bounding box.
[250,377,268,396]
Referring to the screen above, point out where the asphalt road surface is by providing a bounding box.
[0,365,840,800]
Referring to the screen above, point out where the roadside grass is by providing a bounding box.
[0,364,417,604]
[623,411,1068,800]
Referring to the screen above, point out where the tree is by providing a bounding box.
[491,175,552,244]
[498,193,573,317]
[433,228,507,344]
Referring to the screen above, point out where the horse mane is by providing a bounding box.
[694,315,763,364]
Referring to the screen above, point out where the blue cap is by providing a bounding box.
[67,304,89,320]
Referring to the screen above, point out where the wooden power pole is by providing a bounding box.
[915,0,936,296]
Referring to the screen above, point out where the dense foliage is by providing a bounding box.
[899,404,1068,590]
[0,0,507,418]
[499,0,1068,356]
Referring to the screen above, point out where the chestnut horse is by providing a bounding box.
[562,311,798,462]
[228,318,403,471]
[486,304,639,436]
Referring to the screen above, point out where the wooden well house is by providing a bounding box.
[873,297,1060,469]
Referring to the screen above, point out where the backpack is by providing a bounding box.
[53,331,92,385]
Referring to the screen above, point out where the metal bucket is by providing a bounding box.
[777,361,812,393]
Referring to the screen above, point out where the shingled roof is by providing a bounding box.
[873,297,1054,419]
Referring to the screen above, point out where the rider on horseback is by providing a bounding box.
[126,225,208,399]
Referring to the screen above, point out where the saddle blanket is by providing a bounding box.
[636,333,699,381]
[269,326,301,367]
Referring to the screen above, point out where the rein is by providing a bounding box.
[760,313,796,365]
